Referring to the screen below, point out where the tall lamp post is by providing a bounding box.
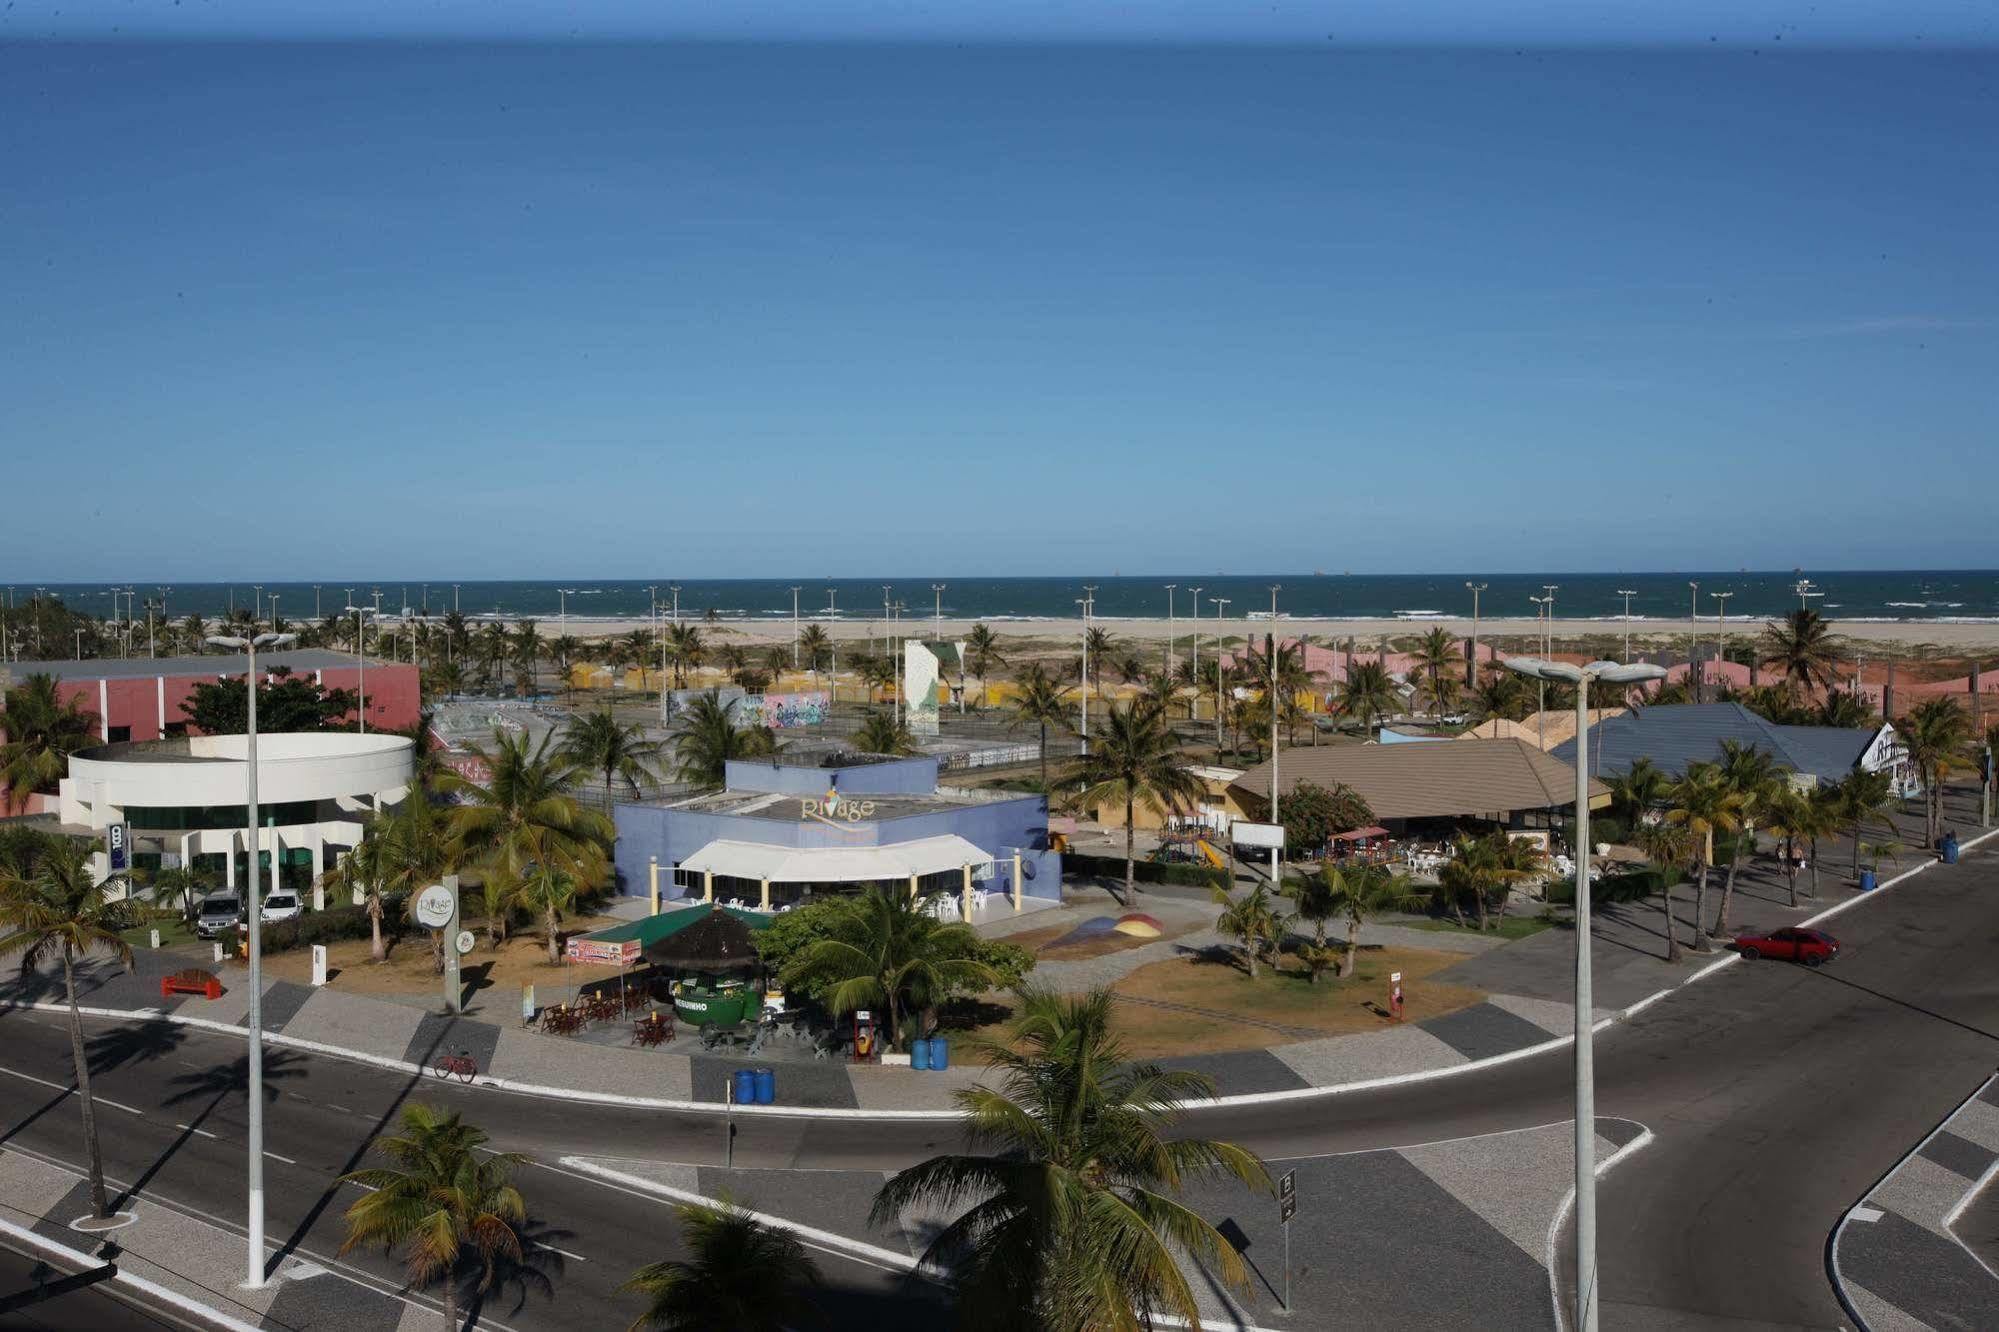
[1504,655,1665,1332]
[1164,585,1176,676]
[792,587,804,668]
[1710,591,1734,692]
[1528,595,1553,745]
[1793,578,1822,612]
[1616,589,1638,663]
[345,605,377,732]
[1686,581,1701,702]
[1188,586,1204,706]
[1210,595,1230,752]
[1076,592,1094,745]
[1465,581,1488,687]
[557,588,576,637]
[207,630,298,1290]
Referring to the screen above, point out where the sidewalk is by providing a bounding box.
[0,1147,433,1331]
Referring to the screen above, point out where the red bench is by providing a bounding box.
[161,970,223,1001]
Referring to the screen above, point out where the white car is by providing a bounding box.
[262,893,303,924]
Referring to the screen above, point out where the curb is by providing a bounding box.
[1542,1125,1656,1332]
[0,1212,262,1332]
[14,824,1994,1122]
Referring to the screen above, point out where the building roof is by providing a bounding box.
[1550,702,1875,782]
[676,833,994,884]
[1458,718,1538,744]
[1227,739,1604,822]
[2,650,390,684]
[1515,707,1628,751]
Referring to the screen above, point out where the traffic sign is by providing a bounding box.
[1280,1195,1297,1223]
[1279,1169,1295,1200]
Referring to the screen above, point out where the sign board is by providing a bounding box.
[107,823,130,873]
[1280,1195,1297,1223]
[1279,1170,1296,1201]
[311,945,328,987]
[455,930,477,956]
[566,936,642,967]
[415,884,456,929]
[1232,820,1286,850]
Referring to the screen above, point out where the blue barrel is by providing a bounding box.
[929,1036,949,1071]
[731,1068,755,1105]
[911,1037,931,1070]
[1943,835,1960,865]
[754,1067,775,1105]
[1859,869,1878,892]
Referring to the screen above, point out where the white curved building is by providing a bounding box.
[58,733,414,894]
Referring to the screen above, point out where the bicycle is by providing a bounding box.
[431,1050,478,1083]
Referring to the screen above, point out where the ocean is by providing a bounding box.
[13,571,1999,627]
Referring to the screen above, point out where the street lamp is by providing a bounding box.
[1465,581,1488,686]
[206,630,297,1290]
[1794,578,1823,613]
[345,605,377,733]
[1686,581,1701,702]
[1188,586,1204,696]
[1164,585,1177,676]
[792,587,804,668]
[1616,589,1638,664]
[931,584,945,639]
[557,588,576,637]
[1503,654,1666,1332]
[1528,595,1553,745]
[1076,594,1094,745]
[1710,591,1734,691]
[1209,595,1230,752]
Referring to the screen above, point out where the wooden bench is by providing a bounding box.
[161,969,223,1001]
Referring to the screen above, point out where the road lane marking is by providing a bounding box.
[96,1097,145,1116]
[1850,1205,1884,1222]
[175,1124,220,1140]
[534,1242,588,1262]
[0,1067,142,1115]
[263,1151,297,1164]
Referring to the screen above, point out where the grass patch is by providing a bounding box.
[118,916,199,951]
[1401,915,1554,941]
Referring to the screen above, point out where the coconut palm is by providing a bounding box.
[798,624,831,686]
[1899,696,1973,848]
[1298,862,1416,978]
[671,690,778,788]
[560,706,666,803]
[1758,609,1844,698]
[1084,626,1114,699]
[870,986,1270,1332]
[1066,699,1202,906]
[964,623,1004,706]
[1410,627,1462,724]
[781,884,995,1049]
[621,1201,820,1331]
[1006,662,1073,795]
[514,860,580,967]
[853,708,919,757]
[663,624,705,688]
[0,833,135,1223]
[507,620,541,696]
[475,621,509,690]
[548,634,583,685]
[1332,658,1401,737]
[1436,831,1544,932]
[1634,819,1695,962]
[338,1104,529,1331]
[1467,668,1531,725]
[446,727,613,893]
[1,673,99,813]
[1828,767,1894,880]
[1211,881,1281,978]
[1707,740,1781,936]
[1607,756,1670,828]
[148,865,205,925]
[1817,689,1875,729]
[1664,762,1748,953]
[426,659,467,701]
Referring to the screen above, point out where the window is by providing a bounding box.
[108,725,132,743]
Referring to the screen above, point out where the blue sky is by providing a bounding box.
[2,38,1995,580]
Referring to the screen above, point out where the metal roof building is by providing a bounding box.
[1228,738,1607,827]
[1549,703,1897,787]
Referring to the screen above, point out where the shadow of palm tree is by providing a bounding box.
[110,1048,311,1212]
[85,1017,188,1076]
[462,1215,570,1322]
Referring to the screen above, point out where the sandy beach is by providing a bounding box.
[565,614,1999,654]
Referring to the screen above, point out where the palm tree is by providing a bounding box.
[148,864,205,925]
[853,708,918,757]
[622,1201,820,1331]
[1410,628,1462,724]
[870,986,1270,1331]
[1006,662,1072,795]
[1828,768,1894,880]
[560,706,666,804]
[1664,762,1748,953]
[1066,699,1202,906]
[1468,667,1530,725]
[1708,740,1780,936]
[338,1104,529,1331]
[1436,831,1544,932]
[1634,819,1694,962]
[1818,689,1875,729]
[1211,881,1281,978]
[0,833,135,1222]
[781,883,995,1049]
[548,634,583,686]
[426,659,467,701]
[1,673,99,813]
[508,619,541,697]
[964,623,1004,706]
[671,690,778,788]
[446,727,613,896]
[1758,609,1844,698]
[1607,756,1670,829]
[798,624,831,688]
[1084,626,1113,699]
[1899,696,1973,848]
[476,622,509,691]
[515,861,579,966]
[1297,862,1416,978]
[1332,658,1401,737]
[326,825,395,961]
[663,624,705,688]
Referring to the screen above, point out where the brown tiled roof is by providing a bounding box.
[1228,738,1606,821]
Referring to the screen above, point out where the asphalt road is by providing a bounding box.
[3,831,1995,1329]
[0,1242,190,1331]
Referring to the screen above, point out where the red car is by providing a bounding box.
[1734,927,1840,965]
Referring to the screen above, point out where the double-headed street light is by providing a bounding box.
[1503,655,1667,1332]
[345,605,378,733]
[207,630,297,1290]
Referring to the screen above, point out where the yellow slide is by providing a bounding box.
[1196,839,1226,869]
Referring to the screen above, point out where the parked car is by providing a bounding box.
[262,893,302,925]
[1734,926,1840,965]
[194,894,244,939]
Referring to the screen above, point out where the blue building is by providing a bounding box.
[613,753,1061,914]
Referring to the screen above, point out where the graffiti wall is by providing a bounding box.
[726,691,830,730]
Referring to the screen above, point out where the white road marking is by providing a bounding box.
[1850,1205,1884,1222]
[96,1097,146,1116]
[534,1242,588,1262]
[175,1124,220,1140]
[263,1151,297,1165]
[0,1067,141,1115]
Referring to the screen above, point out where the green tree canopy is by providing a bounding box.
[179,667,359,734]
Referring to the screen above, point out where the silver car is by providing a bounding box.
[194,894,243,939]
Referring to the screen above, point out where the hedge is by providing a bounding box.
[261,892,410,954]
[1067,852,1230,891]
[1547,865,1670,906]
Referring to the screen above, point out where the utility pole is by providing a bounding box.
[1465,581,1487,687]
[1211,596,1230,752]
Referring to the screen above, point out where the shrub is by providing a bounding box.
[260,897,409,954]
[1069,851,1229,891]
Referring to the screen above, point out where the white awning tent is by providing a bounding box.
[677,834,993,884]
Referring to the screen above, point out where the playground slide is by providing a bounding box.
[1196,839,1226,869]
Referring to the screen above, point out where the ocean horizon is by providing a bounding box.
[10,571,1999,627]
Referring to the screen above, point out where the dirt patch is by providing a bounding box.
[249,914,633,999]
[1004,919,1202,961]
